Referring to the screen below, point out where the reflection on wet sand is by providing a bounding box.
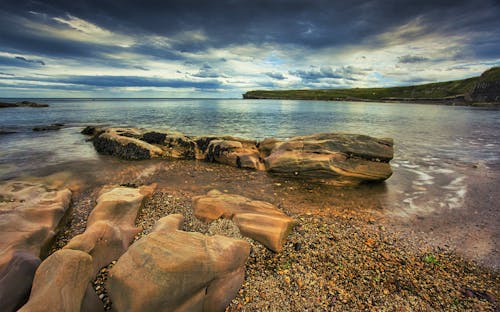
[23,153,497,268]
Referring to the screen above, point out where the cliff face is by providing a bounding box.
[470,67,500,102]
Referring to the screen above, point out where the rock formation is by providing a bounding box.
[192,190,294,252]
[108,214,250,312]
[0,101,49,108]
[0,181,72,311]
[263,133,393,185]
[64,184,156,275]
[83,127,393,185]
[18,249,94,312]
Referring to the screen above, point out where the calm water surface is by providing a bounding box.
[1,98,499,217]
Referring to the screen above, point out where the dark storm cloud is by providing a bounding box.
[0,0,498,56]
[0,74,223,89]
[0,55,45,68]
[265,72,286,80]
[191,64,225,78]
[290,66,365,82]
[398,55,430,63]
[15,56,45,66]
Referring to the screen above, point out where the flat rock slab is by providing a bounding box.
[108,214,250,312]
[264,133,393,185]
[0,181,72,311]
[192,190,294,252]
[18,249,93,312]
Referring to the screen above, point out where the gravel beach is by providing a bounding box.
[48,159,499,311]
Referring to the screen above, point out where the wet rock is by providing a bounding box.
[0,181,72,309]
[18,249,93,312]
[93,128,163,160]
[0,101,49,108]
[205,139,264,170]
[64,184,156,275]
[264,133,393,185]
[32,123,64,131]
[192,190,294,252]
[108,214,250,312]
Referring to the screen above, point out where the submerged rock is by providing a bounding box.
[32,123,64,131]
[93,128,163,160]
[192,190,294,252]
[0,181,72,311]
[108,214,250,312]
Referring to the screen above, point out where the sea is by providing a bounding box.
[1,98,499,219]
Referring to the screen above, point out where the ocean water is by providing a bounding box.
[1,98,499,216]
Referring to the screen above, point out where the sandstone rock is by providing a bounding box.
[84,127,393,183]
[18,249,93,312]
[93,128,163,160]
[0,252,41,312]
[205,139,264,170]
[108,214,250,312]
[0,181,72,310]
[65,184,156,275]
[264,133,393,185]
[192,190,294,252]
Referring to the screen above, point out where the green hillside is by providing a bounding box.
[243,67,500,104]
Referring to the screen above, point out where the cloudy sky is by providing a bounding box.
[0,0,499,98]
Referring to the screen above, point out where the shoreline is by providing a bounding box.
[242,96,500,107]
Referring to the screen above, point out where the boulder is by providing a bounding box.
[192,190,294,252]
[93,128,163,160]
[108,214,250,312]
[263,133,393,185]
[64,184,156,275]
[205,139,264,170]
[18,249,93,312]
[0,181,72,310]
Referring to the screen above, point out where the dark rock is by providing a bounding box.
[32,124,64,131]
[0,101,49,108]
[142,131,167,144]
[294,242,302,251]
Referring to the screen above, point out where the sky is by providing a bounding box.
[0,0,499,98]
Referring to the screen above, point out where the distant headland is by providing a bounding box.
[243,67,500,106]
[0,100,49,108]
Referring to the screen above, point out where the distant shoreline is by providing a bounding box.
[243,66,500,107]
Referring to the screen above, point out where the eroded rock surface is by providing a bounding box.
[108,214,250,312]
[0,181,72,311]
[84,127,393,184]
[18,249,93,312]
[192,190,294,252]
[264,133,393,185]
[64,184,156,275]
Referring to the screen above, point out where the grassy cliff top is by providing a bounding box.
[243,67,500,102]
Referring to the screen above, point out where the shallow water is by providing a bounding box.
[1,98,499,217]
